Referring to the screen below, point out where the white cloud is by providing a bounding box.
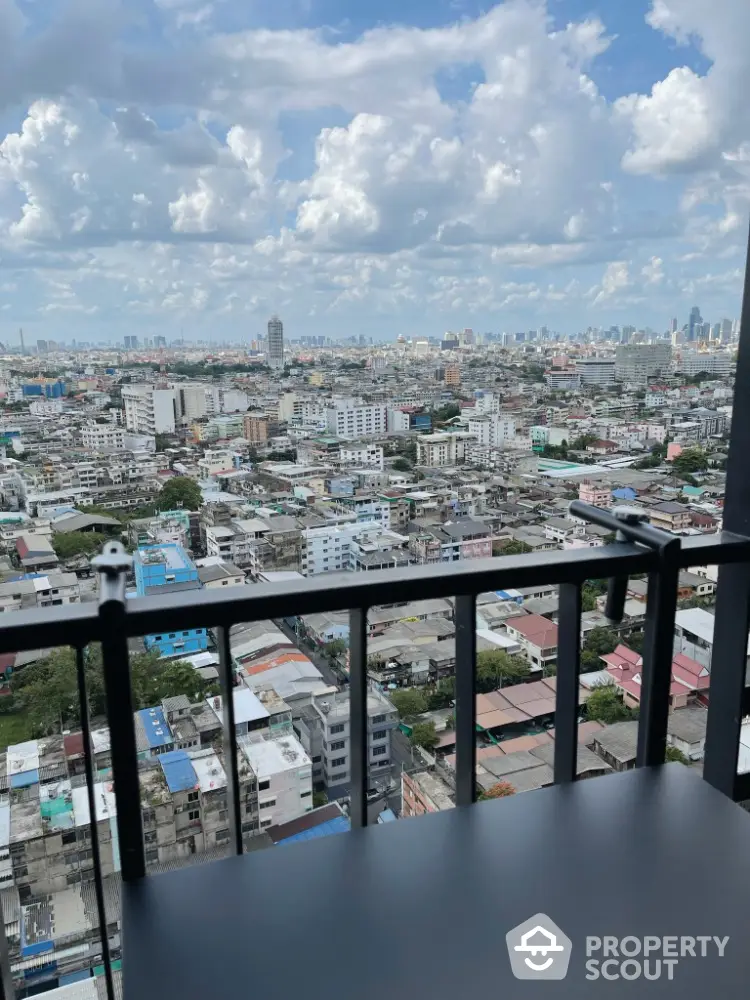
[0,0,747,332]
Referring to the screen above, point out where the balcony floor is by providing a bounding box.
[123,766,750,999]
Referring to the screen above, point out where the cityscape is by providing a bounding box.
[3,0,750,992]
[0,304,742,994]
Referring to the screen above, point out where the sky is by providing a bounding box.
[0,0,749,343]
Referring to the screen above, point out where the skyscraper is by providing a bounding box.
[688,306,702,343]
[268,315,284,370]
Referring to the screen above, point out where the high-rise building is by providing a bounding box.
[155,335,167,348]
[688,307,702,343]
[670,318,678,334]
[268,315,284,370]
[615,344,672,383]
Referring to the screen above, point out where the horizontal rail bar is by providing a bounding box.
[0,534,747,656]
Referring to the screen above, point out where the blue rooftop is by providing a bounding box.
[11,769,39,789]
[377,808,397,824]
[137,708,172,749]
[159,750,198,794]
[275,816,350,845]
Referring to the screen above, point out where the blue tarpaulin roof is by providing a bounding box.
[137,707,172,749]
[275,816,350,844]
[159,750,197,793]
[11,770,39,789]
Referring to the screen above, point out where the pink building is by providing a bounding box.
[578,479,611,507]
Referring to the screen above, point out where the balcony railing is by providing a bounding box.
[0,510,750,997]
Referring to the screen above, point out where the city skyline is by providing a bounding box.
[0,0,749,339]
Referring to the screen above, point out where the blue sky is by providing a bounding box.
[0,0,747,342]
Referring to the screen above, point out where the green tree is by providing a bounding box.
[584,627,618,656]
[157,477,203,512]
[52,531,104,560]
[499,540,532,556]
[155,433,174,451]
[390,688,427,721]
[672,447,708,478]
[432,403,461,424]
[426,678,454,710]
[476,649,530,692]
[323,639,347,661]
[410,721,439,751]
[585,685,633,725]
[665,745,689,765]
[391,457,413,472]
[479,781,516,800]
[313,791,328,809]
[147,661,218,703]
[627,631,645,653]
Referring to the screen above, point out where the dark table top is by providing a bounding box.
[122,765,750,998]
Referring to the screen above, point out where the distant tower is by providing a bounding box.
[688,306,702,343]
[19,328,25,355]
[268,315,284,370]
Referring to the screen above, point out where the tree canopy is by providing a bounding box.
[157,476,203,512]
[389,688,427,721]
[13,646,218,736]
[476,649,530,692]
[52,531,105,560]
[498,539,532,556]
[410,721,439,751]
[671,447,708,479]
[585,685,634,725]
[665,745,689,765]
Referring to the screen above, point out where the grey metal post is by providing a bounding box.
[93,542,145,881]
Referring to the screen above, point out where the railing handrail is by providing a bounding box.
[0,531,746,655]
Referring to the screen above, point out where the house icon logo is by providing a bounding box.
[506,913,572,980]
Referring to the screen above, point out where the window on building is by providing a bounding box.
[144,831,157,844]
[66,872,82,886]
[188,810,200,821]
[145,848,159,864]
[260,799,276,810]
[371,730,387,741]
[260,818,272,829]
[187,791,199,803]
[330,723,345,734]
[215,829,230,843]
[329,740,346,752]
[301,790,312,798]
[331,756,347,768]
[372,714,386,724]
[373,746,387,757]
[62,831,76,845]
[258,779,270,791]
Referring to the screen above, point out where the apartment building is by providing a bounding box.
[574,358,616,386]
[648,502,691,533]
[615,344,672,382]
[0,572,80,613]
[402,769,455,817]
[243,413,271,445]
[198,449,236,477]
[467,416,516,447]
[239,734,313,831]
[325,401,387,440]
[339,443,384,470]
[80,422,125,451]
[296,690,398,793]
[122,385,177,435]
[134,544,208,657]
[504,614,559,673]
[578,479,612,506]
[416,432,475,467]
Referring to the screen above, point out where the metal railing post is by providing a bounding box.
[75,646,115,1000]
[455,594,477,806]
[217,626,243,855]
[349,607,368,828]
[636,535,681,767]
[93,542,145,882]
[554,583,581,784]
